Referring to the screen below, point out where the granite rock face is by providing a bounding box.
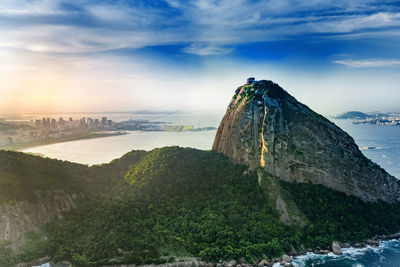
[213,79,400,203]
[0,190,81,252]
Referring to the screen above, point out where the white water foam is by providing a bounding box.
[292,239,400,266]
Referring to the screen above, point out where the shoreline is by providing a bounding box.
[0,131,128,152]
[23,235,400,267]
[281,232,400,266]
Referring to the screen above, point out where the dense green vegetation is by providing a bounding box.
[281,181,400,248]
[2,147,400,266]
[0,150,90,203]
[43,147,294,265]
[0,241,17,267]
[0,150,147,203]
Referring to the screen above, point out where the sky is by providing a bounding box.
[1,0,400,115]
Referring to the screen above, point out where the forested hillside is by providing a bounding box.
[2,147,398,266]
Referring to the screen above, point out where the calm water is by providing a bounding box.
[22,113,222,165]
[22,116,400,179]
[333,119,400,179]
[25,114,400,267]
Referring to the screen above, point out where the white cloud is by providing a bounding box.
[87,5,133,22]
[182,44,234,55]
[0,0,399,55]
[0,0,64,15]
[334,59,400,68]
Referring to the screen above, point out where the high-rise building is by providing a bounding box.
[35,120,41,128]
[101,117,107,125]
[58,117,65,127]
[51,118,57,128]
[80,117,86,127]
[87,118,94,126]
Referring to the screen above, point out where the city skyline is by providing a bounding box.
[1,0,400,115]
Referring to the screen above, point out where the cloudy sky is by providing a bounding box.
[1,0,400,115]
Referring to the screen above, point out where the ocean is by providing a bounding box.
[291,239,400,267]
[24,113,400,267]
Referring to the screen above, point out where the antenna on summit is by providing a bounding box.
[247,77,255,84]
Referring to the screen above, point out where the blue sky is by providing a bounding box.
[1,0,400,114]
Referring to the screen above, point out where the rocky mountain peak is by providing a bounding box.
[213,78,400,203]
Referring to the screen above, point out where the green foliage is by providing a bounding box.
[44,147,293,265]
[17,232,49,263]
[0,241,17,267]
[0,150,89,203]
[0,150,147,203]
[281,181,400,249]
[6,147,400,266]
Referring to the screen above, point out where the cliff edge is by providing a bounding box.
[213,78,400,203]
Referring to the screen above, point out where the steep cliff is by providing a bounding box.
[213,79,400,203]
[0,190,80,252]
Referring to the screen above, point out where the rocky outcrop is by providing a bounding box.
[0,190,81,252]
[331,241,342,255]
[213,79,400,203]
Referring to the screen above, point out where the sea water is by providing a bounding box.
[291,239,400,267]
[22,112,222,165]
[21,115,400,179]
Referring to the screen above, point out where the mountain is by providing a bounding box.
[2,79,400,266]
[213,79,400,203]
[334,111,372,119]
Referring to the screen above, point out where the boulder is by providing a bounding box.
[281,255,292,262]
[366,239,379,246]
[332,241,342,255]
[257,260,271,267]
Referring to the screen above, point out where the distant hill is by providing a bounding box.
[334,111,371,119]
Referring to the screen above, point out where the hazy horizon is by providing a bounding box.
[1,0,400,115]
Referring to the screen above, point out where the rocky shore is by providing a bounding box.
[19,234,400,267]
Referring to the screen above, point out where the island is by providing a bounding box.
[334,111,400,126]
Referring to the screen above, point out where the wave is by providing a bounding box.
[291,239,400,267]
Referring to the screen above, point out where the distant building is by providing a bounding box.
[101,117,107,125]
[58,117,65,127]
[107,120,112,126]
[51,118,57,128]
[35,119,41,128]
[247,77,255,84]
[80,117,87,127]
[87,118,94,127]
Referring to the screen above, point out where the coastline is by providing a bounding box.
[21,234,400,267]
[0,131,127,152]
